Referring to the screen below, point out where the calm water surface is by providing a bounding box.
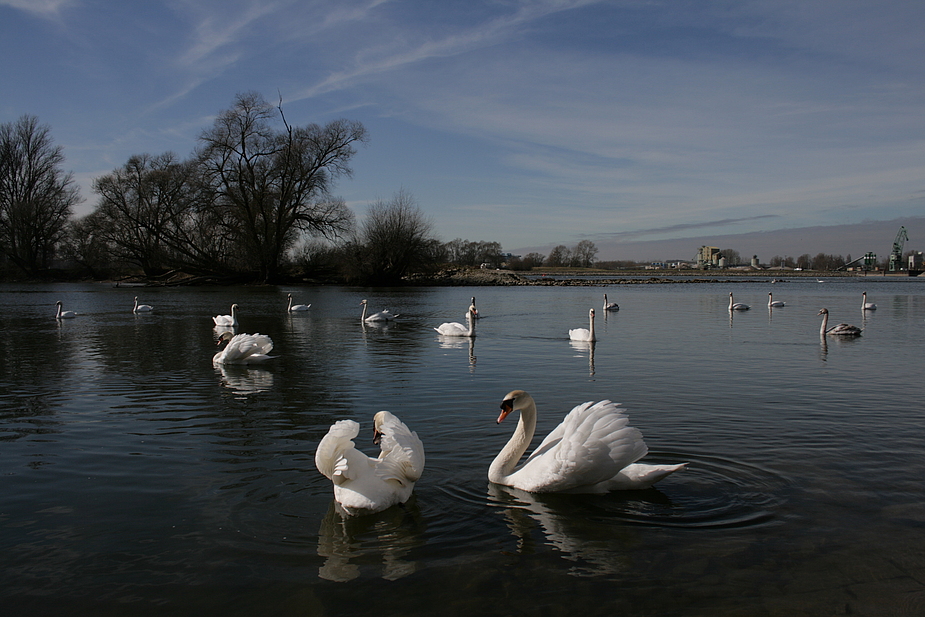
[2,278,924,616]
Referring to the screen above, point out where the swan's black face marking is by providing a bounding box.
[373,429,382,445]
[498,399,514,424]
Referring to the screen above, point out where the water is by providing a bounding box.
[2,278,924,615]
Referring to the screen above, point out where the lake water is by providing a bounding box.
[2,277,924,616]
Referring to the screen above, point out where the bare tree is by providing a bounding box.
[349,188,436,283]
[0,115,80,276]
[197,92,363,281]
[571,240,598,268]
[546,245,570,267]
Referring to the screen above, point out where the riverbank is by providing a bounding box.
[402,267,865,286]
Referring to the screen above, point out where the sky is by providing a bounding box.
[2,0,924,261]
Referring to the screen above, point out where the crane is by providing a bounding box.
[889,226,909,272]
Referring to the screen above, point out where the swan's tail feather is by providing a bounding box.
[315,420,360,481]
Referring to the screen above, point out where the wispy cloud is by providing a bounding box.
[0,0,74,18]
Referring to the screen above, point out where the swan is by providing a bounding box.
[360,299,399,322]
[818,308,862,337]
[603,294,619,311]
[862,292,877,311]
[315,411,425,515]
[287,293,310,312]
[569,308,596,342]
[213,303,238,327]
[435,306,477,337]
[212,331,274,364]
[54,300,76,319]
[489,390,686,493]
[133,296,153,313]
[728,292,750,311]
[768,292,785,308]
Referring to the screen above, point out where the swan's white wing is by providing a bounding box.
[315,420,361,483]
[435,322,467,335]
[569,328,591,341]
[515,400,648,493]
[374,413,425,483]
[224,333,274,361]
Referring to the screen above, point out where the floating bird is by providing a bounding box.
[435,306,477,337]
[488,390,686,493]
[603,294,619,311]
[213,303,238,327]
[287,293,310,312]
[212,331,274,364]
[55,301,76,319]
[315,411,425,515]
[360,299,399,322]
[862,292,877,311]
[133,297,153,313]
[768,292,785,308]
[569,308,596,342]
[728,292,750,311]
[818,308,862,337]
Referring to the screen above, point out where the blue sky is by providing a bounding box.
[2,0,924,260]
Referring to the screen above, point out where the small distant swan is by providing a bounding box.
[728,292,750,311]
[862,292,877,311]
[603,294,619,311]
[287,293,310,312]
[133,297,153,313]
[569,308,596,342]
[315,411,425,515]
[768,292,785,308]
[818,308,862,337]
[213,303,238,327]
[55,300,76,319]
[489,390,686,493]
[212,331,274,364]
[435,306,477,337]
[360,299,399,322]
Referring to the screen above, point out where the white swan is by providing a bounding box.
[213,303,238,327]
[315,411,425,515]
[360,299,399,322]
[287,293,310,312]
[728,292,750,311]
[603,294,619,311]
[768,292,785,308]
[818,308,862,337]
[569,308,596,342]
[435,306,477,337]
[54,300,76,319]
[489,390,686,493]
[862,292,877,310]
[212,331,274,364]
[133,296,153,313]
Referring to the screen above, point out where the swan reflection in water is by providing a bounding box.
[316,498,426,582]
[437,333,477,367]
[215,364,275,395]
[569,340,595,375]
[488,484,673,577]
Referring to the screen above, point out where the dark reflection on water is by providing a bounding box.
[2,280,925,616]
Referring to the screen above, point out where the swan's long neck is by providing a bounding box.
[287,295,293,310]
[361,302,367,320]
[820,311,828,335]
[56,303,62,318]
[467,310,476,336]
[488,400,537,483]
[589,312,595,338]
[729,294,734,309]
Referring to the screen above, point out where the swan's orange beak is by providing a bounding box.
[373,428,382,445]
[497,399,514,424]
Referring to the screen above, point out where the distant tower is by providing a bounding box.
[751,255,759,268]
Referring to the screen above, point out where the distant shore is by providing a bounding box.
[402,267,882,286]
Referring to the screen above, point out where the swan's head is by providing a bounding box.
[56,300,62,306]
[360,299,368,306]
[287,293,292,298]
[230,303,238,310]
[216,331,235,345]
[817,308,829,316]
[589,308,595,317]
[498,390,530,424]
[372,410,395,444]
